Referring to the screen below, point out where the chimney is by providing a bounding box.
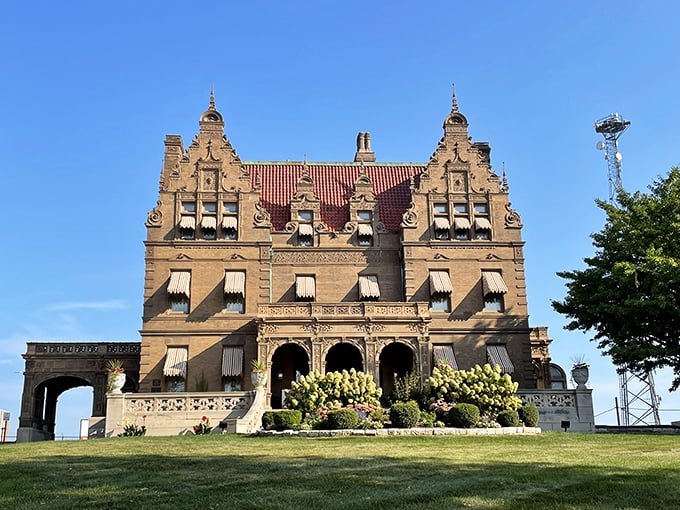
[354,132,376,162]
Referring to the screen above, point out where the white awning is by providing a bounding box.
[487,344,514,374]
[482,272,508,295]
[179,216,196,229]
[358,223,373,237]
[201,216,217,230]
[222,346,243,377]
[163,347,188,378]
[222,216,238,230]
[168,271,191,297]
[454,217,471,230]
[358,275,380,299]
[296,275,316,299]
[224,271,246,297]
[298,223,314,237]
[433,345,458,370]
[429,271,453,295]
[433,217,451,230]
[475,217,492,230]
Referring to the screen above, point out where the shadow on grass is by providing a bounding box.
[1,440,678,510]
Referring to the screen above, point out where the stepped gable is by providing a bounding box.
[247,163,424,232]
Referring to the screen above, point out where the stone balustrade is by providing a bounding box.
[518,389,594,432]
[257,302,430,321]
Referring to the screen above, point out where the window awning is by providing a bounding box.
[454,217,471,230]
[298,223,314,237]
[168,271,191,297]
[358,275,380,299]
[433,217,451,230]
[429,271,453,295]
[222,216,238,230]
[358,223,373,237]
[482,272,508,295]
[296,276,316,299]
[179,216,196,229]
[475,217,492,230]
[433,345,458,370]
[222,346,243,377]
[201,216,217,230]
[163,347,188,378]
[486,344,514,374]
[224,271,246,297]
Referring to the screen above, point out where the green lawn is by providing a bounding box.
[1,433,678,509]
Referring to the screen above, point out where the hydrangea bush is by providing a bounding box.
[423,363,522,419]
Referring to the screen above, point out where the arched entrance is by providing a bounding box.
[29,376,92,440]
[325,343,363,373]
[270,343,309,409]
[379,342,415,399]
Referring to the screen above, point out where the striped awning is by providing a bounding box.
[163,347,188,378]
[296,276,316,299]
[487,344,514,374]
[433,345,458,370]
[454,217,471,230]
[222,215,238,230]
[179,216,196,229]
[224,271,246,296]
[482,271,508,295]
[429,271,453,295]
[201,216,217,230]
[475,217,492,230]
[433,217,451,230]
[222,347,243,377]
[358,275,380,299]
[168,271,191,297]
[358,223,373,237]
[298,223,314,237]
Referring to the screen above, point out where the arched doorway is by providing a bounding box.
[325,343,363,373]
[379,342,415,399]
[30,376,93,440]
[270,343,309,409]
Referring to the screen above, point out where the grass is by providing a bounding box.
[1,433,679,509]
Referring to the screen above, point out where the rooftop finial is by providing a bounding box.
[451,83,458,113]
[502,162,509,192]
[209,85,216,110]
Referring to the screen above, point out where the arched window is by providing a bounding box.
[550,363,568,390]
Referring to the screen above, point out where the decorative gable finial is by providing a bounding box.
[209,85,216,111]
[502,162,509,192]
[451,83,459,113]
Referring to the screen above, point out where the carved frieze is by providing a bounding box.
[301,322,333,336]
[272,251,385,265]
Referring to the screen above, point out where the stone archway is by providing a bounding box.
[325,343,363,373]
[270,343,310,409]
[379,342,415,399]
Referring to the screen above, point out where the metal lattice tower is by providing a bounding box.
[594,113,661,426]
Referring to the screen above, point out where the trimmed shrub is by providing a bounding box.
[326,409,360,430]
[519,404,539,427]
[390,401,420,428]
[261,411,276,430]
[497,409,521,427]
[418,411,437,428]
[447,403,480,428]
[272,410,302,431]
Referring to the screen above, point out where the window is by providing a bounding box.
[163,347,188,392]
[168,271,190,314]
[298,210,313,246]
[550,364,567,390]
[357,211,373,246]
[224,271,245,313]
[482,271,508,312]
[298,210,313,222]
[179,202,196,240]
[357,210,372,221]
[222,347,243,391]
[454,203,468,214]
[223,202,238,240]
[474,203,488,214]
[484,295,503,312]
[432,345,458,370]
[429,270,453,312]
[486,344,514,374]
[433,204,450,240]
[201,202,217,240]
[296,275,316,302]
[358,275,380,301]
[473,203,491,240]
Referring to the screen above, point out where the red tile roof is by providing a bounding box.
[246,163,424,232]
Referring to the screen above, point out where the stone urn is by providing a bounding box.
[571,365,589,389]
[251,371,268,389]
[108,372,126,394]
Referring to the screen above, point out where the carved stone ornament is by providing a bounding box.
[401,202,418,228]
[284,221,298,233]
[375,222,388,234]
[145,200,163,227]
[504,203,523,228]
[451,142,468,163]
[355,322,385,335]
[407,322,429,336]
[257,321,279,336]
[253,201,272,228]
[342,221,358,234]
[314,222,330,233]
[301,321,333,336]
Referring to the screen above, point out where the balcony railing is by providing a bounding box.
[257,302,430,321]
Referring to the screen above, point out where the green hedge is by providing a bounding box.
[497,409,521,427]
[326,409,360,430]
[447,403,480,428]
[262,410,302,431]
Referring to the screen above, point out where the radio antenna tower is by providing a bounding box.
[594,113,661,426]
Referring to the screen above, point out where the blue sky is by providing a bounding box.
[2,1,679,438]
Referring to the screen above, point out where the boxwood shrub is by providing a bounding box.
[497,409,521,427]
[389,401,420,428]
[326,408,360,430]
[519,404,539,427]
[447,403,480,428]
[272,410,302,431]
[261,411,276,430]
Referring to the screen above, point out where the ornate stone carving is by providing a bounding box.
[284,221,298,233]
[258,322,279,335]
[145,200,163,227]
[342,221,358,233]
[401,202,418,228]
[273,251,377,265]
[504,203,523,228]
[253,201,272,228]
[301,321,333,336]
[355,322,385,335]
[519,392,575,408]
[407,322,429,336]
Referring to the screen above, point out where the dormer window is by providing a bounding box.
[357,210,373,246]
[298,210,314,246]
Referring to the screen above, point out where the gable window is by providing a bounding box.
[224,271,245,313]
[201,202,217,240]
[298,210,314,246]
[223,202,238,240]
[168,271,190,313]
[296,275,316,302]
[473,203,491,240]
[482,271,508,312]
[357,210,373,246]
[433,204,450,240]
[429,270,452,312]
[179,201,196,240]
